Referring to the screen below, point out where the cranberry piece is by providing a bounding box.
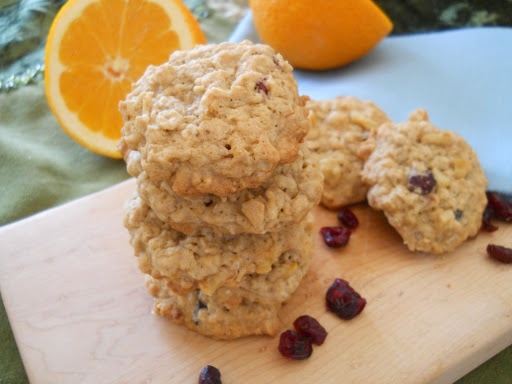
[486,192,512,222]
[293,315,327,346]
[278,330,313,360]
[320,227,351,248]
[326,279,366,320]
[199,365,222,384]
[487,244,512,264]
[255,80,268,95]
[337,208,359,229]
[481,205,498,232]
[408,169,436,195]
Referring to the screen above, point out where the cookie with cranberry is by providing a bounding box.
[119,40,309,197]
[146,275,282,339]
[361,109,487,254]
[306,96,390,209]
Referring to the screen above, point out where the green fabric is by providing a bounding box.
[0,295,28,384]
[0,83,130,226]
[455,348,512,384]
[0,0,511,383]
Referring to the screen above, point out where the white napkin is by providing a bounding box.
[230,12,512,194]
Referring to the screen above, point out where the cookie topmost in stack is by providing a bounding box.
[119,40,310,197]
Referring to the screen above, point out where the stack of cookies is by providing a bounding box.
[119,41,323,339]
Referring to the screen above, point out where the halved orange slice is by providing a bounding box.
[45,0,206,158]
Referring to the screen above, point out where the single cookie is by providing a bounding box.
[146,276,282,339]
[124,193,314,296]
[119,40,309,197]
[147,245,313,311]
[135,143,323,234]
[361,109,487,254]
[306,96,391,209]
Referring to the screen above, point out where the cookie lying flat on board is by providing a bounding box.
[119,40,309,197]
[306,96,390,209]
[146,276,282,340]
[145,240,313,340]
[360,109,487,254]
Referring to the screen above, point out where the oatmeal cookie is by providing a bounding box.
[361,109,487,254]
[119,40,309,197]
[124,193,314,296]
[146,276,282,339]
[147,245,313,311]
[135,144,323,234]
[306,96,390,209]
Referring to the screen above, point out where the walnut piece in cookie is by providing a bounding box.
[119,40,309,197]
[361,109,487,254]
[306,96,390,209]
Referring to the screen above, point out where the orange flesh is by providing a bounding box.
[58,0,181,140]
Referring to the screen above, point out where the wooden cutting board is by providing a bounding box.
[1,179,511,384]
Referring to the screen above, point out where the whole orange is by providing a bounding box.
[249,0,393,70]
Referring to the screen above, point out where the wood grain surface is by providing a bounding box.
[0,179,511,384]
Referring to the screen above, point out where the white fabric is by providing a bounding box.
[230,12,512,193]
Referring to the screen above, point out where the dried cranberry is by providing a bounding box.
[481,205,498,232]
[486,192,512,222]
[326,279,366,320]
[320,227,351,248]
[255,80,268,95]
[408,170,436,195]
[293,315,327,346]
[199,365,222,384]
[487,244,512,264]
[337,208,359,229]
[278,330,313,360]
